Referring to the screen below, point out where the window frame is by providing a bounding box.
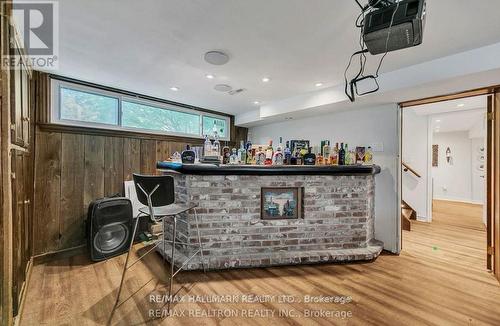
[50,78,231,140]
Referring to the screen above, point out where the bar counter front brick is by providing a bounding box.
[157,173,384,270]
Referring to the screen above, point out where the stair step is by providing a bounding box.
[402,215,411,231]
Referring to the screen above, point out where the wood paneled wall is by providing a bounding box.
[0,3,12,322]
[33,130,204,255]
[31,72,249,256]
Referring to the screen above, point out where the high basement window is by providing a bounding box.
[50,78,230,140]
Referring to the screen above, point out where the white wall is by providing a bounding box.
[248,105,399,253]
[432,131,473,202]
[402,109,430,220]
[471,138,486,222]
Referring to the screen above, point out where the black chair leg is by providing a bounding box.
[113,215,140,310]
[167,215,177,314]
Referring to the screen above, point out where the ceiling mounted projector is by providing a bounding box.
[343,0,426,102]
[204,51,230,65]
[363,0,426,55]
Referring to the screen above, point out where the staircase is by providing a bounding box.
[401,200,417,231]
[401,162,421,231]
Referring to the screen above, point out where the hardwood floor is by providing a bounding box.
[20,200,500,325]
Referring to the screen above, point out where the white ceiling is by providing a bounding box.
[412,96,486,116]
[43,0,500,116]
[409,96,486,133]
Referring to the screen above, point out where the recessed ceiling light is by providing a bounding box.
[262,77,270,83]
[253,101,260,105]
[206,74,215,79]
[315,82,323,87]
[170,86,179,91]
[435,119,441,122]
[204,51,229,65]
[457,103,465,107]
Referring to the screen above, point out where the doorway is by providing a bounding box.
[399,89,500,283]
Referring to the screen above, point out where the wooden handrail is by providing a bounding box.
[402,162,421,178]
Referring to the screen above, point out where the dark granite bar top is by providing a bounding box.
[157,161,381,176]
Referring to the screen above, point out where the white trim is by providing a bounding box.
[396,104,402,254]
[426,116,433,222]
[433,197,484,205]
[416,216,429,222]
[50,79,231,141]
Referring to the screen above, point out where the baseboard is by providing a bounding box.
[32,245,87,265]
[433,198,483,206]
[416,216,430,222]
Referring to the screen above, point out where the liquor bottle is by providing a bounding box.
[349,149,356,165]
[365,146,373,164]
[338,143,345,165]
[245,141,253,164]
[222,145,230,164]
[295,149,303,165]
[251,148,257,165]
[237,140,246,164]
[345,143,352,165]
[290,146,297,165]
[273,137,284,165]
[256,146,266,165]
[284,141,292,165]
[355,147,365,165]
[181,145,195,164]
[171,151,182,163]
[212,131,221,157]
[229,148,238,164]
[299,146,308,158]
[303,147,316,165]
[322,140,331,165]
[330,142,339,165]
[265,140,274,165]
[316,146,324,165]
[203,134,212,157]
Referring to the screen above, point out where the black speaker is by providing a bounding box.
[86,197,134,262]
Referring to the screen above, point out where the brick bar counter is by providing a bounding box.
[155,162,384,270]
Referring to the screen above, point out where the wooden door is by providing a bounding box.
[488,93,500,281]
[10,149,32,316]
[11,150,22,315]
[487,96,493,271]
[9,28,31,149]
[21,61,30,147]
[10,51,24,147]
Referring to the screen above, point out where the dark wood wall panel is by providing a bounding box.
[32,130,229,255]
[83,135,105,214]
[104,137,124,195]
[33,131,61,254]
[123,138,140,181]
[140,139,157,175]
[60,133,84,249]
[33,70,50,124]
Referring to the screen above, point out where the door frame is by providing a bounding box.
[399,86,500,282]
